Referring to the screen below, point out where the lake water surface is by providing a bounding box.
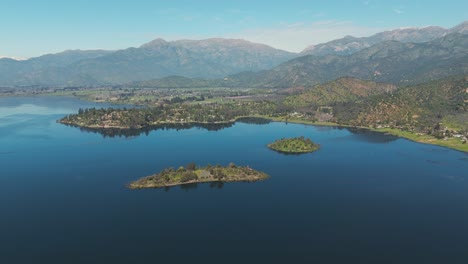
[1,96,467,264]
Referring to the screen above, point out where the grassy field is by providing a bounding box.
[372,128,468,153]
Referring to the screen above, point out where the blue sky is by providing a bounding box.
[1,0,466,58]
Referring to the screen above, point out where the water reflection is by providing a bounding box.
[162,181,225,192]
[180,183,199,191]
[313,125,341,132]
[235,117,272,125]
[209,182,224,189]
[64,120,400,145]
[64,117,272,138]
[346,127,399,144]
[64,122,235,138]
[267,148,320,156]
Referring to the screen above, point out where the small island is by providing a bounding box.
[268,136,320,154]
[128,163,269,189]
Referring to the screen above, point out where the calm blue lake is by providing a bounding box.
[1,96,467,264]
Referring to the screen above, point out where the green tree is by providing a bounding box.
[186,162,197,171]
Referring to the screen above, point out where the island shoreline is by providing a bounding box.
[128,164,270,189]
[58,114,468,153]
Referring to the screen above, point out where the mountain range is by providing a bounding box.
[301,21,468,56]
[223,32,468,88]
[0,39,295,87]
[0,21,466,88]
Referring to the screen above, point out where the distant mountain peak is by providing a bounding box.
[172,38,253,47]
[231,32,468,89]
[2,21,466,88]
[140,38,168,48]
[300,21,468,56]
[176,37,249,43]
[302,45,315,53]
[0,36,297,86]
[450,21,468,33]
[140,37,289,52]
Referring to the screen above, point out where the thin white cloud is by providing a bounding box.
[212,16,223,22]
[151,20,387,53]
[0,55,27,60]
[286,22,305,28]
[228,20,387,52]
[155,8,179,15]
[238,16,256,25]
[226,8,244,14]
[313,12,327,18]
[182,15,199,21]
[393,8,404,14]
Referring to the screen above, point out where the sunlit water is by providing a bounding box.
[1,96,467,264]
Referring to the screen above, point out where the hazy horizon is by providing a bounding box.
[1,0,467,58]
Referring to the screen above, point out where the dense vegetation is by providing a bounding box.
[283,77,397,107]
[268,137,320,154]
[128,163,269,189]
[333,75,468,133]
[279,75,468,149]
[60,100,282,129]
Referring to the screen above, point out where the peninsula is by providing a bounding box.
[128,163,269,189]
[268,137,320,154]
[59,100,278,130]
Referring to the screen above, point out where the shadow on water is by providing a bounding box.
[61,118,401,145]
[64,122,235,138]
[268,148,320,156]
[209,182,225,189]
[313,125,345,132]
[346,127,399,144]
[235,117,272,125]
[180,183,199,191]
[62,117,272,138]
[162,181,225,192]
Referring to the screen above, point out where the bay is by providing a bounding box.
[1,96,467,264]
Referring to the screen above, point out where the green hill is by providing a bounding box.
[283,77,397,107]
[332,75,468,132]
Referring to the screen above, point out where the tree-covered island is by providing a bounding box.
[128,163,269,189]
[268,137,320,154]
